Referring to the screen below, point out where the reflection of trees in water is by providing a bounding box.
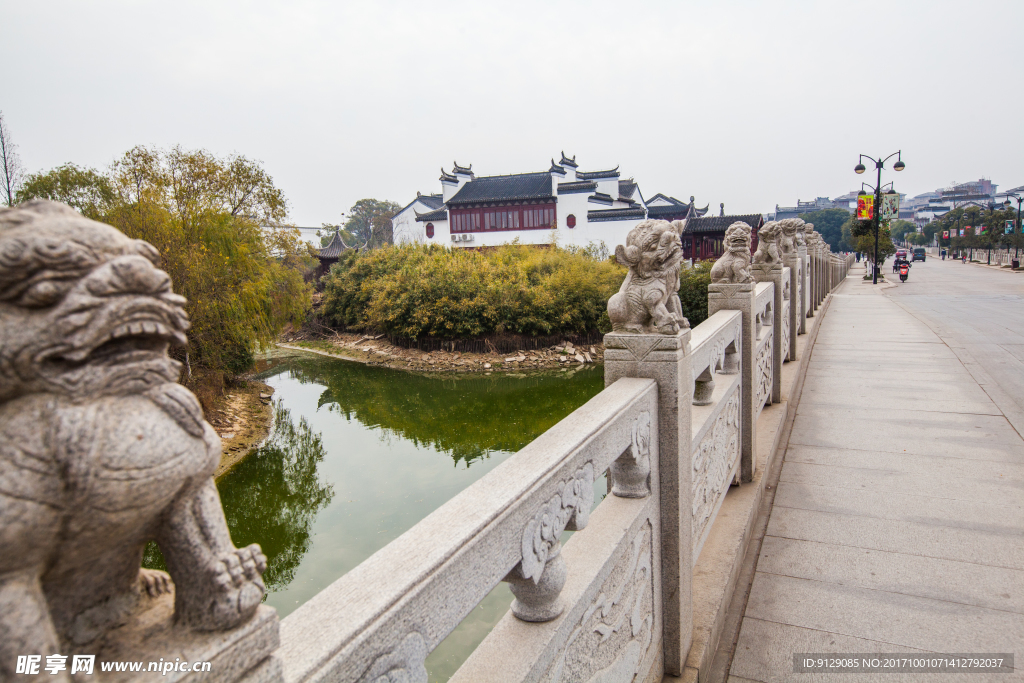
[261,356,604,465]
[141,400,333,595]
[215,401,334,593]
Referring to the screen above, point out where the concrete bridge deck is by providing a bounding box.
[726,260,1024,682]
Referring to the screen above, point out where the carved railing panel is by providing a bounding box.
[275,378,659,683]
[691,384,740,562]
[754,282,774,417]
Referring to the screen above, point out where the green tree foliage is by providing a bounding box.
[344,198,402,248]
[678,260,713,326]
[18,145,314,375]
[797,208,849,252]
[17,163,115,220]
[888,219,917,243]
[321,243,626,340]
[851,223,896,265]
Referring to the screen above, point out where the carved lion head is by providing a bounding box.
[615,219,682,279]
[724,222,752,253]
[0,200,189,402]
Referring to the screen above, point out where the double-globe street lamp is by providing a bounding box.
[855,151,905,284]
[1004,191,1022,261]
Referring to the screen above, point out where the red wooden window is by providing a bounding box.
[450,204,556,232]
[425,223,434,238]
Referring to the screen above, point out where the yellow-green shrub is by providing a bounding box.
[321,243,626,339]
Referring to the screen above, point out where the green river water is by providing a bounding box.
[214,350,604,680]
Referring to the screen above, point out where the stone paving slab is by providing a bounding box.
[773,480,1024,533]
[743,573,1024,654]
[755,536,1024,613]
[766,505,1024,570]
[778,455,1023,502]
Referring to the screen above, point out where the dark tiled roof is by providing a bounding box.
[317,232,349,259]
[577,166,620,180]
[647,204,691,218]
[420,193,444,210]
[415,208,448,222]
[397,193,444,216]
[560,152,578,168]
[557,181,597,194]
[646,193,689,206]
[453,162,473,175]
[587,207,647,222]
[440,168,458,183]
[684,214,765,234]
[588,193,614,205]
[447,172,554,206]
[618,179,637,200]
[549,160,566,175]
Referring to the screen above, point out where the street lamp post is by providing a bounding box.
[1004,192,1022,260]
[855,151,905,284]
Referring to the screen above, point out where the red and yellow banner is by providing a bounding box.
[942,230,949,239]
[856,195,874,220]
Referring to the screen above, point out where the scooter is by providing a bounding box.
[899,263,909,282]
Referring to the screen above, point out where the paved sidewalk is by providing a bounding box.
[728,263,1024,682]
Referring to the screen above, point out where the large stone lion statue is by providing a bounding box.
[710,221,754,284]
[0,201,266,678]
[607,219,688,334]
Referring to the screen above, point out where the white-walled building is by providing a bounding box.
[402,153,681,250]
[392,193,445,245]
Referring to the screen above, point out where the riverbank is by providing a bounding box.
[278,333,604,373]
[206,380,275,478]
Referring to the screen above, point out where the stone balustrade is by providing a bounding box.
[0,205,856,683]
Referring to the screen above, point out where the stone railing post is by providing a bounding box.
[752,261,783,404]
[708,281,756,482]
[782,251,800,361]
[605,330,692,674]
[604,218,694,676]
[806,237,818,317]
[797,227,808,334]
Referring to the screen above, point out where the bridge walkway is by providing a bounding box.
[727,262,1024,682]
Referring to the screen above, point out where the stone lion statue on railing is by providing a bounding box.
[607,219,688,334]
[0,200,267,677]
[752,220,782,266]
[710,221,754,284]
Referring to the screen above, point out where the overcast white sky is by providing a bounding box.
[3,0,1021,226]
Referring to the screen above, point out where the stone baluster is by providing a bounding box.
[751,221,784,404]
[604,218,693,676]
[707,221,757,482]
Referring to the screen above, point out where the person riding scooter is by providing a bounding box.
[899,261,910,282]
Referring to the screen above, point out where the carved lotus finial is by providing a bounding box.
[710,222,754,284]
[607,219,689,334]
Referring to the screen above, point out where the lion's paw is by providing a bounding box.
[200,545,267,630]
[139,568,173,597]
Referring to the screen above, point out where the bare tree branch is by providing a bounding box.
[0,111,25,207]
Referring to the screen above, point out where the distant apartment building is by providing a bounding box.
[773,194,858,220]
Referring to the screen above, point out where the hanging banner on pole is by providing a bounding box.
[959,228,965,236]
[856,195,874,220]
[980,224,990,235]
[943,230,949,239]
[880,194,901,220]
[1007,220,1016,234]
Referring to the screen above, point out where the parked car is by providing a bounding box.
[912,248,926,262]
